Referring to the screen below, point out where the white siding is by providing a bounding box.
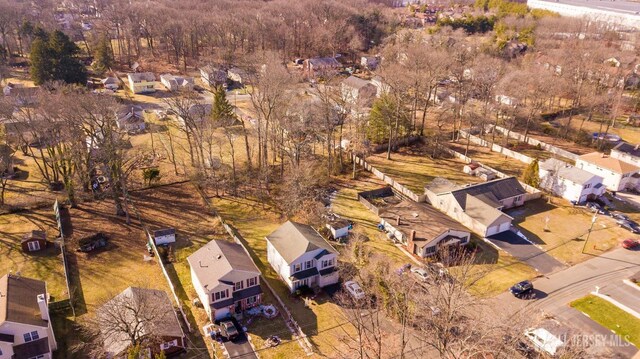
[576,159,632,192]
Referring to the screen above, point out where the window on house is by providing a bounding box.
[515,195,523,202]
[160,339,178,350]
[584,183,591,189]
[426,246,437,254]
[27,241,40,251]
[23,331,39,342]
[294,263,301,272]
[305,260,313,269]
[214,290,228,301]
[321,259,334,268]
[234,281,244,291]
[247,277,257,287]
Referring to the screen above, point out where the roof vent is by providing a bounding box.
[217,254,222,260]
[199,260,207,268]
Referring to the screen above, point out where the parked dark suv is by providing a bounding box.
[220,320,239,341]
[510,280,534,299]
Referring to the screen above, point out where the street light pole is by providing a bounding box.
[582,214,598,253]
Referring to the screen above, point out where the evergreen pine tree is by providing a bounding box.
[211,86,237,125]
[522,158,540,188]
[93,35,114,75]
[30,29,87,85]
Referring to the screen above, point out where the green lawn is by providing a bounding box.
[571,295,640,348]
[209,194,354,358]
[366,147,482,195]
[331,172,537,297]
[0,211,67,300]
[508,199,629,266]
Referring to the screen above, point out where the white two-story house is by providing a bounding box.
[539,158,605,203]
[187,240,262,321]
[576,152,640,192]
[0,274,57,359]
[266,221,339,293]
[127,72,156,94]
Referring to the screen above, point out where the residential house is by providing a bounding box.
[160,74,194,92]
[200,65,227,88]
[266,221,339,292]
[360,56,379,70]
[152,228,176,246]
[304,57,341,78]
[3,84,39,106]
[611,141,640,167]
[175,104,212,129]
[539,158,605,204]
[576,152,640,192]
[370,76,390,98]
[101,77,119,91]
[424,177,527,237]
[0,274,58,359]
[374,195,471,258]
[187,240,262,321]
[98,287,186,358]
[127,72,156,94]
[227,67,248,85]
[341,76,377,106]
[21,231,47,253]
[116,105,146,132]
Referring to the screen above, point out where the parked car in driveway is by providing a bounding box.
[586,202,607,214]
[619,220,640,234]
[622,239,640,249]
[510,280,534,299]
[220,320,239,341]
[344,280,365,300]
[410,267,429,282]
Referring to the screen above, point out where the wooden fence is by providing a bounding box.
[52,200,75,317]
[458,129,534,164]
[128,202,193,334]
[352,155,426,202]
[488,124,579,161]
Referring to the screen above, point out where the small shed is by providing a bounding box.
[153,228,176,245]
[326,219,351,240]
[22,230,47,252]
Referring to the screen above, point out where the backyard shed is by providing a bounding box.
[326,218,351,240]
[22,230,47,252]
[153,228,176,245]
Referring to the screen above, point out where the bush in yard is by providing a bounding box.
[522,158,540,188]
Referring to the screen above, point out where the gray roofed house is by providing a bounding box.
[539,158,605,204]
[304,57,341,78]
[341,76,377,106]
[187,240,263,321]
[98,287,186,358]
[424,177,527,237]
[127,72,156,94]
[0,274,58,359]
[160,74,194,92]
[611,141,640,168]
[265,221,337,263]
[115,105,146,132]
[200,65,228,87]
[266,221,339,292]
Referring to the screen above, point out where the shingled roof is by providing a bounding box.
[613,142,640,158]
[0,274,49,327]
[187,240,260,291]
[578,152,640,174]
[449,177,526,210]
[266,221,336,263]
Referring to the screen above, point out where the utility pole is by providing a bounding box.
[582,214,598,253]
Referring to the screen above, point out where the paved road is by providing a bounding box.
[487,231,564,274]
[496,248,640,357]
[601,280,640,314]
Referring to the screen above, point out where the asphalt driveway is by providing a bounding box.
[223,331,258,359]
[488,231,564,274]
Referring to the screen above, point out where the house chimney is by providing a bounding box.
[37,294,49,321]
[410,230,416,242]
[635,144,639,151]
[396,215,401,226]
[407,230,416,254]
